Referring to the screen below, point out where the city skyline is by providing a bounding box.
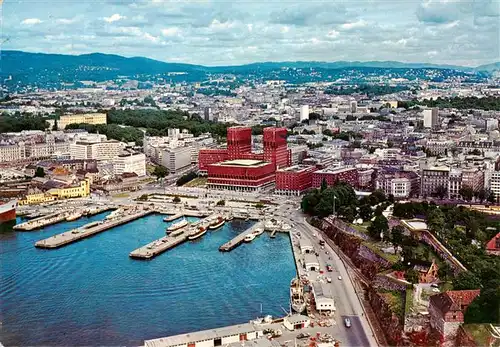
[3,0,499,67]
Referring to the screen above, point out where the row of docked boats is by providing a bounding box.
[165,214,230,239]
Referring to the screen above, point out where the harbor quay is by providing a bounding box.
[35,209,153,249]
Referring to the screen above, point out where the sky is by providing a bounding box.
[2,0,499,66]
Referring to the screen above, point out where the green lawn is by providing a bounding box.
[405,287,414,315]
[378,289,404,318]
[350,222,370,234]
[183,177,207,187]
[362,240,400,264]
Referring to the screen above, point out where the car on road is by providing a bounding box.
[326,277,332,283]
[431,283,439,288]
[326,264,333,272]
[296,333,310,339]
[344,318,351,328]
[338,276,342,280]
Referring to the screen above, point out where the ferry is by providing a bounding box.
[208,216,225,230]
[65,212,82,222]
[244,233,256,242]
[0,200,17,224]
[290,277,306,314]
[188,226,207,240]
[167,218,188,232]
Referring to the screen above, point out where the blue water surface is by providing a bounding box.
[0,214,296,346]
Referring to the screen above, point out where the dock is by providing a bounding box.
[219,222,263,252]
[35,210,153,249]
[84,205,115,216]
[13,212,69,231]
[130,214,217,260]
[129,233,188,259]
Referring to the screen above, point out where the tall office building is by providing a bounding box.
[227,126,252,159]
[300,105,309,122]
[423,108,439,129]
[263,127,289,168]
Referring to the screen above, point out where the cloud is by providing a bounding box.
[103,14,126,23]
[21,18,43,25]
[161,27,180,36]
[339,20,367,30]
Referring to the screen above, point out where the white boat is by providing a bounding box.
[244,233,256,242]
[188,226,207,240]
[290,277,306,314]
[66,212,82,221]
[167,218,188,232]
[208,216,225,230]
[169,229,184,237]
[253,228,264,236]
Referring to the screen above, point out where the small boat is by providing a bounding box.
[167,218,188,232]
[209,216,225,230]
[244,233,256,242]
[169,229,184,237]
[253,228,264,237]
[188,226,207,240]
[66,212,82,222]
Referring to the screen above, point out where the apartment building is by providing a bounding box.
[70,140,122,161]
[421,166,450,197]
[0,143,26,163]
[58,113,107,129]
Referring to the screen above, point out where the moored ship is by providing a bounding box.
[244,233,256,242]
[66,212,82,222]
[0,200,17,224]
[167,218,188,232]
[208,216,225,230]
[187,225,207,240]
[290,277,306,314]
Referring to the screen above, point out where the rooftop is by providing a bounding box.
[314,166,356,174]
[278,165,315,173]
[144,323,259,347]
[217,159,267,167]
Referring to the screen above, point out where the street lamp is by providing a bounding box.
[333,196,338,216]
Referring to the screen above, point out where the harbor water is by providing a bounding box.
[0,214,296,346]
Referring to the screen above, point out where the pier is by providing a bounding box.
[14,212,69,231]
[129,233,188,259]
[129,214,217,259]
[219,222,264,252]
[35,210,153,249]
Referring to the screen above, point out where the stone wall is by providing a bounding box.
[373,274,408,291]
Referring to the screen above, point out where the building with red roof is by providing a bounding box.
[429,289,481,343]
[486,231,500,256]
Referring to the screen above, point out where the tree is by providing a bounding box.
[390,226,404,254]
[137,194,148,201]
[359,204,373,221]
[152,165,168,180]
[52,119,58,131]
[35,167,45,178]
[487,191,496,204]
[476,189,487,203]
[437,262,452,282]
[369,189,386,206]
[321,178,328,192]
[255,202,265,209]
[434,185,448,199]
[405,269,420,284]
[368,215,389,240]
[459,185,474,201]
[464,288,500,324]
[452,271,481,290]
[216,200,225,206]
[427,208,445,237]
[172,196,181,203]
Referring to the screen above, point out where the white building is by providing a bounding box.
[113,153,146,177]
[490,171,500,202]
[70,140,122,161]
[144,323,264,347]
[0,142,26,163]
[304,253,320,271]
[423,108,439,129]
[283,315,311,331]
[299,237,314,254]
[299,105,309,122]
[161,146,192,174]
[311,282,336,313]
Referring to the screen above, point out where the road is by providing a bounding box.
[274,203,377,347]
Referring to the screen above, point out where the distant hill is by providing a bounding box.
[2,50,497,75]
